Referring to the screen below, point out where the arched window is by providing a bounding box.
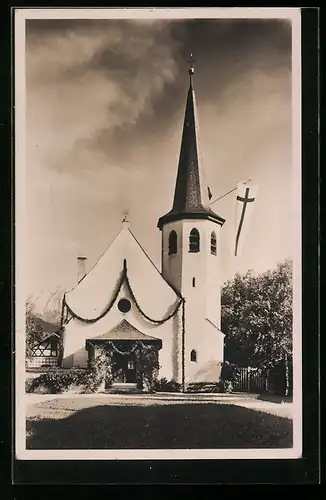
[190,349,197,362]
[192,277,196,287]
[168,230,177,255]
[210,231,217,255]
[189,228,200,253]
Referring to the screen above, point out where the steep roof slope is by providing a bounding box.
[65,224,181,321]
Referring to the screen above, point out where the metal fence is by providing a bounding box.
[232,364,293,396]
[233,367,268,393]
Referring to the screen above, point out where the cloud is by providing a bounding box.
[24,18,293,306]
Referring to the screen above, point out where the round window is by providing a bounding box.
[118,298,131,313]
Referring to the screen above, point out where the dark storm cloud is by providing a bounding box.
[29,18,291,169]
[24,15,294,297]
[42,18,290,168]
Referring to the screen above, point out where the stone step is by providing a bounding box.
[106,383,141,394]
[186,383,221,393]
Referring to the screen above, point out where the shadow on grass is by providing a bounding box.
[26,403,293,450]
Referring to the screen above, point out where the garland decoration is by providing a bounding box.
[62,258,186,393]
[63,266,126,324]
[139,340,160,352]
[64,303,69,323]
[108,341,139,357]
[63,258,185,326]
[88,340,160,357]
[124,271,183,324]
[88,340,160,391]
[60,293,66,329]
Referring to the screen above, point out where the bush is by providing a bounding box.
[153,377,181,393]
[138,348,160,392]
[153,379,234,394]
[219,380,233,393]
[26,368,90,394]
[25,378,35,393]
[26,366,56,373]
[32,384,52,394]
[219,361,243,393]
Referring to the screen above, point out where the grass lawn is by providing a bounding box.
[26,397,293,449]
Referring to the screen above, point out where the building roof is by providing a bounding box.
[86,319,161,342]
[64,223,181,322]
[158,72,225,230]
[33,332,61,348]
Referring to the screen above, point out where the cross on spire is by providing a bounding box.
[122,209,130,228]
[187,52,195,86]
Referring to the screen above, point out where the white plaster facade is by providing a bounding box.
[162,219,224,383]
[62,225,183,382]
[62,217,225,386]
[61,70,225,389]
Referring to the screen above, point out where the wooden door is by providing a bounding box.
[112,353,136,383]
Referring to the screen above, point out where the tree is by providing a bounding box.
[222,260,293,378]
[25,301,44,360]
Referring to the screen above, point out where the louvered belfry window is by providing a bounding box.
[189,228,200,253]
[168,230,177,255]
[211,231,217,255]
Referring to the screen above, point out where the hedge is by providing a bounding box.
[153,378,181,393]
[25,368,98,394]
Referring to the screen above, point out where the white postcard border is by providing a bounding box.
[14,7,302,461]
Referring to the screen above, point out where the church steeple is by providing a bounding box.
[157,58,225,230]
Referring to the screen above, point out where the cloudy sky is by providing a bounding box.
[23,16,294,312]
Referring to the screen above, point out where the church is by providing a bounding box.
[60,64,226,392]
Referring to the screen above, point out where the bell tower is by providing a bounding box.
[157,59,226,385]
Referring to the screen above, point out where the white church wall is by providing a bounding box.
[62,281,181,381]
[184,319,224,384]
[181,219,222,383]
[73,347,88,368]
[162,220,222,313]
[160,216,224,385]
[206,221,222,329]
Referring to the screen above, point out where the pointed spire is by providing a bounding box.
[188,52,195,87]
[157,59,225,230]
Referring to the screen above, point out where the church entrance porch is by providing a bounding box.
[85,333,162,393]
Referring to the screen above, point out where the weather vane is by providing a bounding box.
[187,52,195,84]
[122,209,129,225]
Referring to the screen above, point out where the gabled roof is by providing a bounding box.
[86,319,161,342]
[158,72,225,230]
[33,332,61,348]
[64,223,181,321]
